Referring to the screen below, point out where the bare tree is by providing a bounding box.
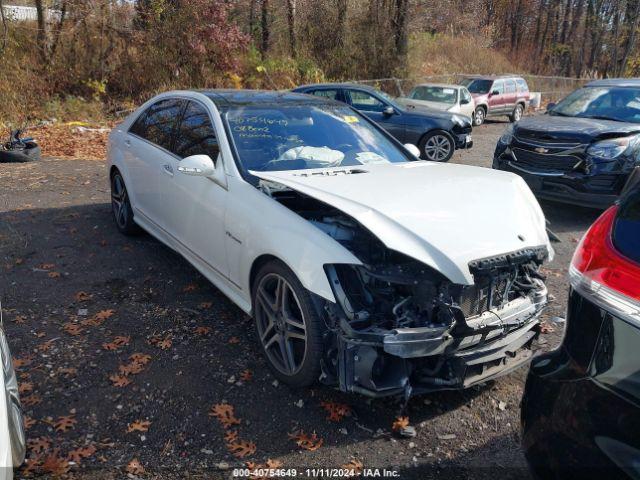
[0,0,7,57]
[286,0,296,57]
[260,0,269,58]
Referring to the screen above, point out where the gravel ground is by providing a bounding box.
[0,119,602,479]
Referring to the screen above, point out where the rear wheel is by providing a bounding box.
[510,103,524,122]
[110,170,141,235]
[252,260,323,387]
[473,106,486,126]
[419,131,455,162]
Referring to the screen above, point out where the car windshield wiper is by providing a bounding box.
[548,110,571,117]
[581,115,625,123]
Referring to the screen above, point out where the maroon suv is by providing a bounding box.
[462,76,530,126]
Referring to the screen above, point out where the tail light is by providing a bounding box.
[569,205,640,321]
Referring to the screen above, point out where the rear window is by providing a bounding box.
[613,187,640,264]
[516,78,528,92]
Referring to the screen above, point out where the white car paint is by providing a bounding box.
[108,90,550,314]
[398,83,476,118]
[251,161,552,285]
[0,304,25,480]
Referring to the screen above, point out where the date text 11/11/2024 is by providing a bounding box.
[232,468,401,478]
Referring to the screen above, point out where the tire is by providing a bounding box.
[510,103,524,122]
[110,170,141,235]
[0,144,41,163]
[252,260,323,387]
[419,130,455,162]
[473,106,486,126]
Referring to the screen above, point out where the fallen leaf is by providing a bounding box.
[12,355,33,368]
[224,430,239,444]
[127,420,151,433]
[130,353,152,365]
[39,263,55,270]
[228,336,240,344]
[266,459,283,468]
[54,415,77,432]
[342,459,364,476]
[209,403,241,429]
[109,374,132,387]
[198,301,212,309]
[119,361,144,376]
[156,337,172,350]
[227,440,256,458]
[67,444,96,464]
[195,326,211,336]
[74,291,93,302]
[19,382,33,394]
[63,322,83,336]
[22,394,43,406]
[126,458,145,475]
[288,430,323,451]
[239,369,253,382]
[392,416,410,432]
[27,436,51,454]
[48,271,61,278]
[182,283,198,292]
[23,416,36,429]
[320,401,351,422]
[41,449,70,475]
[59,367,78,377]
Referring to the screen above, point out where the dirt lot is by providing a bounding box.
[0,119,602,479]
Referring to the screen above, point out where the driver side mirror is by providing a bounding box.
[491,89,500,96]
[546,102,556,112]
[460,97,470,105]
[383,106,396,116]
[177,154,215,177]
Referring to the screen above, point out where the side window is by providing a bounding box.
[461,88,472,103]
[174,101,219,161]
[505,80,516,94]
[492,81,505,95]
[129,99,184,151]
[516,79,528,93]
[311,89,340,101]
[349,90,386,112]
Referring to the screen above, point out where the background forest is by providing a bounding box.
[1,0,639,122]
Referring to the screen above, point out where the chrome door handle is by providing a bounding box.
[163,164,174,176]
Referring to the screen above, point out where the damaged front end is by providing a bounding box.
[266,182,550,398]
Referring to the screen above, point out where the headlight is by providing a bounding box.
[586,135,640,159]
[451,114,470,127]
[500,124,514,144]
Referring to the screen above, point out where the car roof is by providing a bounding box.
[197,89,341,108]
[294,82,378,92]
[585,78,640,88]
[464,75,524,81]
[411,83,463,89]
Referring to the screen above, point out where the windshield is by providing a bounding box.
[225,104,411,173]
[550,87,640,123]
[464,79,493,94]
[410,86,457,104]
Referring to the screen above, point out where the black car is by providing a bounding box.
[493,78,640,209]
[521,182,640,479]
[292,83,473,162]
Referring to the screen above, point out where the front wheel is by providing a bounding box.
[110,171,141,235]
[510,104,524,122]
[473,107,485,126]
[252,260,323,387]
[419,131,455,162]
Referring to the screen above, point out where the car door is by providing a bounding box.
[459,87,475,118]
[126,98,186,229]
[345,89,406,141]
[161,99,229,279]
[488,80,506,114]
[504,79,517,113]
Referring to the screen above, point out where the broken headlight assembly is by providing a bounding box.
[586,134,640,160]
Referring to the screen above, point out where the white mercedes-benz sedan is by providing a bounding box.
[0,302,25,479]
[107,90,553,397]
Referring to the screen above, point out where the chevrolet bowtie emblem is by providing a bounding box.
[534,147,549,153]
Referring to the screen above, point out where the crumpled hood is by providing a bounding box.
[515,115,640,143]
[251,162,551,285]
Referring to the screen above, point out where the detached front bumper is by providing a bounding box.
[331,287,547,397]
[455,133,473,150]
[493,145,633,209]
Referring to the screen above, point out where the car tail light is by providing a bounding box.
[570,205,640,321]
